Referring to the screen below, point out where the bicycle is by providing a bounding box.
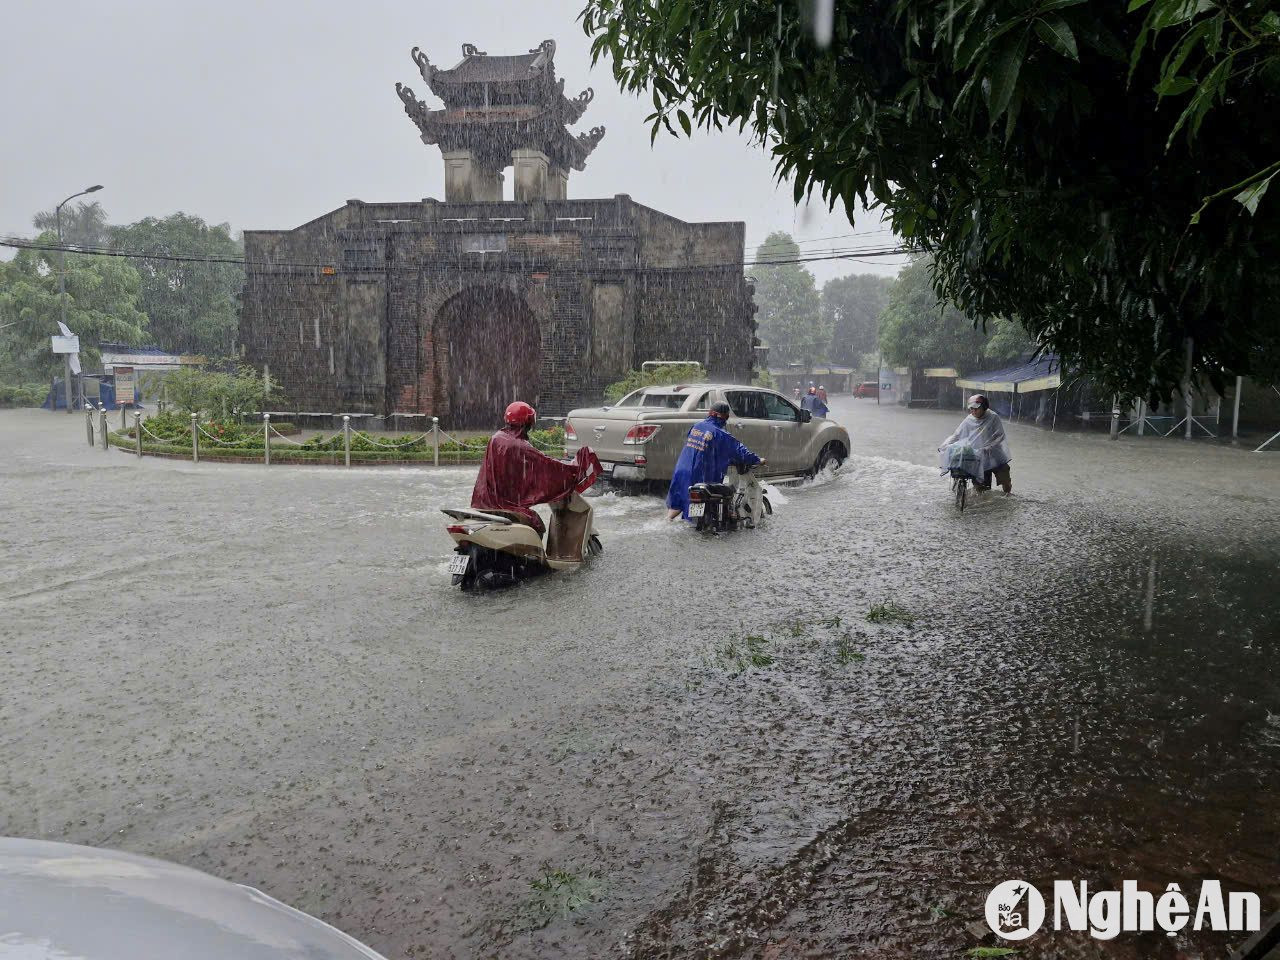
[940,442,982,513]
[950,469,972,512]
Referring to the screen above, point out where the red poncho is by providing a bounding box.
[470,427,602,534]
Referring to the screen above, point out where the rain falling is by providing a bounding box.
[1,3,1278,959]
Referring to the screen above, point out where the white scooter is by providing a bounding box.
[441,491,603,591]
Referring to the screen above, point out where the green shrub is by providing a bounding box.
[162,365,275,416]
[0,383,49,407]
[603,363,705,404]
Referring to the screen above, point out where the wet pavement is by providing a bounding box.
[2,401,1278,959]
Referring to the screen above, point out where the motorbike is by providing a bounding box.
[441,490,603,590]
[687,463,772,532]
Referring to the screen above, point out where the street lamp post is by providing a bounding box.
[55,184,103,413]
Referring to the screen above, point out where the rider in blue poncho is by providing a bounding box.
[666,401,765,520]
[800,386,829,418]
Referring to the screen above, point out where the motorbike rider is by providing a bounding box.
[939,394,1012,493]
[801,385,829,419]
[471,401,602,535]
[666,400,765,520]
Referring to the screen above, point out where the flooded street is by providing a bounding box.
[2,400,1278,959]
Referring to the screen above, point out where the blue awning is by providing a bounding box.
[956,354,1061,393]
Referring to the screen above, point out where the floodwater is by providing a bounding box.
[1,399,1277,959]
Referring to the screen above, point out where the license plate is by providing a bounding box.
[687,502,705,518]
[600,461,614,474]
[448,554,470,575]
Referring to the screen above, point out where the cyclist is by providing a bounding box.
[939,394,1012,494]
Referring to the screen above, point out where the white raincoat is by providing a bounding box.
[938,410,1012,477]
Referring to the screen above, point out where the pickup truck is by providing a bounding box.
[563,382,850,488]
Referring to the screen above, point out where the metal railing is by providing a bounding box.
[91,407,566,466]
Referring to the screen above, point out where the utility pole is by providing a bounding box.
[54,184,103,412]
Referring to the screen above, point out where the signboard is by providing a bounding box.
[115,366,136,405]
[51,335,80,354]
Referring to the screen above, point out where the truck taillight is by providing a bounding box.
[564,419,577,441]
[623,424,661,445]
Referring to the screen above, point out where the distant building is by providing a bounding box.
[239,40,756,427]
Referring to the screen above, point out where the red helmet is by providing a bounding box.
[504,401,537,427]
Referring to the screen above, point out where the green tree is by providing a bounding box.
[604,362,705,402]
[878,257,990,373]
[823,273,893,365]
[110,214,244,356]
[0,234,147,376]
[750,232,828,368]
[582,0,1280,400]
[32,200,111,247]
[982,317,1039,365]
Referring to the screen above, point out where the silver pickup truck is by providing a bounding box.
[563,382,850,488]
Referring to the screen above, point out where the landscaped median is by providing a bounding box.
[106,411,566,465]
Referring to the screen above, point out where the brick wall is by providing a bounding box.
[241,196,756,421]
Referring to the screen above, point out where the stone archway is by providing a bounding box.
[438,285,542,429]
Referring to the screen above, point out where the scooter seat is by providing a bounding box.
[700,483,734,498]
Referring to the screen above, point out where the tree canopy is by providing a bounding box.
[32,200,111,247]
[110,214,244,357]
[582,0,1280,399]
[822,273,893,367]
[879,257,990,372]
[0,235,147,375]
[750,232,829,367]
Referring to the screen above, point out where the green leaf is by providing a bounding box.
[1157,19,1211,92]
[1155,75,1197,95]
[967,949,1020,958]
[1151,0,1215,30]
[1032,0,1089,12]
[987,31,1029,122]
[1258,11,1280,34]
[666,0,692,38]
[677,108,692,136]
[1234,173,1274,215]
[1127,0,1154,9]
[1033,14,1078,59]
[1165,53,1231,147]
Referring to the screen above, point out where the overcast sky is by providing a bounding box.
[0,0,906,284]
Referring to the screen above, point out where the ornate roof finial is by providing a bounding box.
[411,46,436,86]
[395,83,431,137]
[461,43,487,57]
[530,39,556,57]
[565,87,595,123]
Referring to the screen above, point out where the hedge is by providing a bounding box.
[106,430,564,464]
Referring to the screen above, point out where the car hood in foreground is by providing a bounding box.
[0,837,386,960]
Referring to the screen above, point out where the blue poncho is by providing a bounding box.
[666,415,762,518]
[801,393,829,418]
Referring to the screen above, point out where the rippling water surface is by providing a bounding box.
[1,402,1276,959]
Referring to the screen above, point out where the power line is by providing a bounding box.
[744,225,898,248]
[0,235,910,274]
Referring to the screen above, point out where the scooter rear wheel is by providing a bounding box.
[453,545,481,591]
